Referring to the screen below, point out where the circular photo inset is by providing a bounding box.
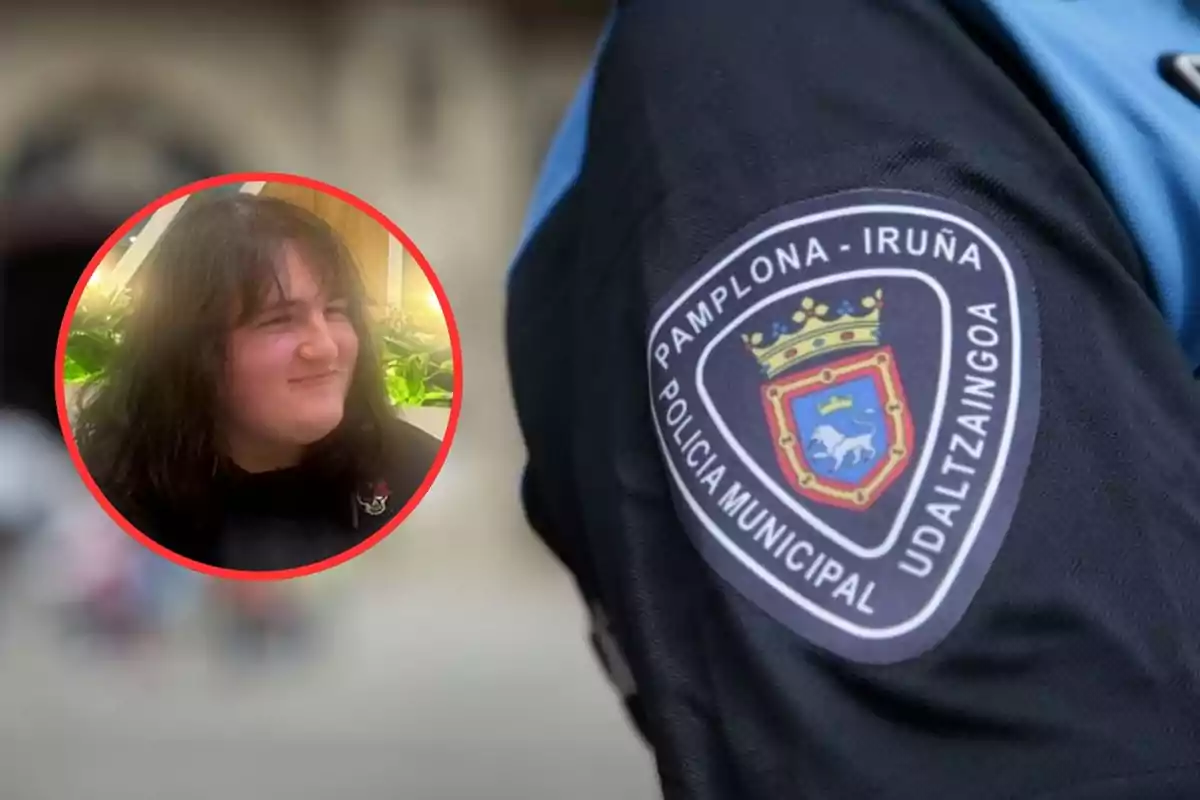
[56,173,461,579]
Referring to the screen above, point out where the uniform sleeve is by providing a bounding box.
[510,0,1200,797]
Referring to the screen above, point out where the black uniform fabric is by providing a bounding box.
[506,0,1200,798]
[112,417,440,572]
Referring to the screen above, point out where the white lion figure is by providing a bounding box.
[808,420,877,472]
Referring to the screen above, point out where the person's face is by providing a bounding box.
[221,244,360,469]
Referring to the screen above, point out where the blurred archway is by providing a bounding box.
[0,80,229,425]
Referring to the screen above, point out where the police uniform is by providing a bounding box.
[506,1,1200,797]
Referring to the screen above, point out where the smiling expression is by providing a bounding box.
[221,243,360,470]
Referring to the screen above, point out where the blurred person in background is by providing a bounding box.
[507,1,1200,798]
[0,411,100,600]
[0,85,229,644]
[209,579,313,663]
[1,85,308,650]
[71,191,441,573]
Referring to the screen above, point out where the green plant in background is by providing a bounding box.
[64,295,454,409]
[63,288,131,386]
[379,310,454,408]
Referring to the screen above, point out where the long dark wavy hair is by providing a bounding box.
[73,190,396,537]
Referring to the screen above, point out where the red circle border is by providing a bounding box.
[54,171,465,582]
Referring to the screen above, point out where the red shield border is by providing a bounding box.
[760,346,916,511]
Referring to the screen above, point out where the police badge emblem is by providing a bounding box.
[648,189,1041,664]
[749,290,915,512]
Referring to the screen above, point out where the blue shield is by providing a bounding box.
[761,346,914,511]
[791,376,886,485]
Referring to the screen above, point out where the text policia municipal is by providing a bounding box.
[651,228,1006,615]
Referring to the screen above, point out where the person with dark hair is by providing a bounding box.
[73,191,441,572]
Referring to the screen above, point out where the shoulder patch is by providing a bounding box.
[647,189,1041,664]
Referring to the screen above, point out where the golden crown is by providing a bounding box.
[742,289,883,378]
[817,395,854,415]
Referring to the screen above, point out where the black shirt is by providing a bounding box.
[507,1,1200,798]
[125,417,441,572]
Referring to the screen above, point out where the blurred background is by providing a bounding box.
[0,3,661,799]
